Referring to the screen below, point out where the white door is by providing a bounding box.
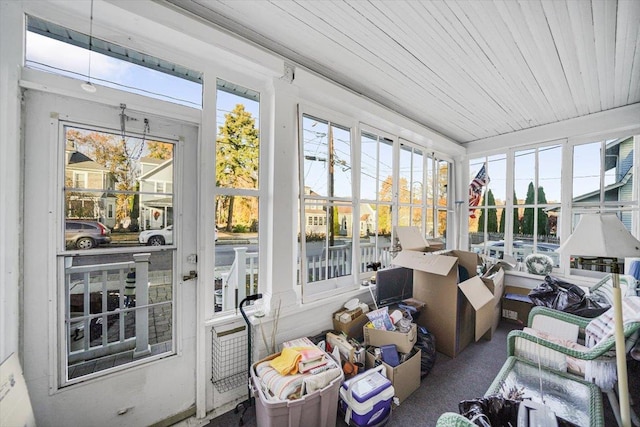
[22,89,200,426]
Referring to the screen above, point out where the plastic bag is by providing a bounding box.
[459,394,519,427]
[414,326,436,377]
[528,275,610,318]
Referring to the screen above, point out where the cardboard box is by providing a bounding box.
[502,285,534,326]
[395,226,443,253]
[333,307,369,341]
[392,229,501,357]
[480,265,505,340]
[365,348,421,404]
[363,323,417,354]
[326,332,357,363]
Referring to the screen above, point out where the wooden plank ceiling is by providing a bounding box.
[166,0,640,144]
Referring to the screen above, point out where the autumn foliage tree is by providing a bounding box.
[66,129,171,229]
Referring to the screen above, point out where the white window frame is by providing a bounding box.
[298,104,358,300]
[468,132,640,276]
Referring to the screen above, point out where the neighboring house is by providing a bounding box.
[302,186,377,237]
[65,140,117,228]
[139,156,174,230]
[571,136,635,228]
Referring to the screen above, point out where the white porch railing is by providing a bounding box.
[218,242,392,311]
[65,253,153,364]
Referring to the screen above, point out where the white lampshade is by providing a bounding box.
[556,213,640,259]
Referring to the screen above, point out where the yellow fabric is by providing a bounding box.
[269,347,302,375]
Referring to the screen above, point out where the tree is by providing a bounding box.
[68,129,142,227]
[536,186,548,236]
[522,182,535,235]
[522,183,549,237]
[147,141,173,159]
[478,189,498,232]
[499,191,520,235]
[216,104,260,231]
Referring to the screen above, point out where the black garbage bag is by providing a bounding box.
[459,394,519,427]
[415,326,436,377]
[528,275,610,318]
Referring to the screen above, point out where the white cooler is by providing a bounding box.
[339,365,394,427]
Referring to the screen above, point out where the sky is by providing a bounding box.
[25,31,260,122]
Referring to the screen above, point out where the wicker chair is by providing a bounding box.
[435,412,476,427]
[507,295,640,427]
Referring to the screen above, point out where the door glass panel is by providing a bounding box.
[61,124,176,384]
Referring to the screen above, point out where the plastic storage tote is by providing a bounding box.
[251,353,343,427]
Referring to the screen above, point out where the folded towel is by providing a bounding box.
[270,347,302,375]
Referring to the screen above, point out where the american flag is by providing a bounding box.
[469,164,489,218]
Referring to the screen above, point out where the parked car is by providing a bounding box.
[139,225,218,246]
[139,225,173,246]
[65,220,112,249]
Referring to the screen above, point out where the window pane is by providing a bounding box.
[437,160,448,207]
[64,126,175,247]
[376,205,392,237]
[360,132,377,200]
[332,124,352,199]
[26,17,202,108]
[64,251,173,380]
[214,195,259,311]
[573,142,601,200]
[487,155,506,207]
[379,139,394,202]
[216,80,260,190]
[514,149,535,205]
[539,145,562,204]
[359,202,391,272]
[413,151,424,204]
[302,116,329,197]
[397,206,410,227]
[302,201,352,283]
[398,145,411,204]
[411,207,423,229]
[426,211,435,238]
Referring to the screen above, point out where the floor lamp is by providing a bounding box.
[557,213,640,427]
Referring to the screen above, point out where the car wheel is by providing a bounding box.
[76,237,95,249]
[148,236,165,246]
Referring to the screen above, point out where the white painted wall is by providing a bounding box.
[2,1,640,426]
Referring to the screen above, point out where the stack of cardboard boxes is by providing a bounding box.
[330,226,506,406]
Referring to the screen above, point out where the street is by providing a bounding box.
[69,242,259,271]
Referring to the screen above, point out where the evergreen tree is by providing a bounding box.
[537,186,548,236]
[479,190,498,232]
[486,190,498,232]
[522,182,535,234]
[216,104,260,231]
[500,191,520,235]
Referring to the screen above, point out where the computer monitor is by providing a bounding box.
[375,266,413,307]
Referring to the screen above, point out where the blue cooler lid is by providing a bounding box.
[341,370,392,403]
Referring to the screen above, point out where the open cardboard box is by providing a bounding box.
[365,348,421,404]
[333,306,370,341]
[363,323,417,354]
[392,227,503,357]
[480,264,505,340]
[395,226,443,253]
